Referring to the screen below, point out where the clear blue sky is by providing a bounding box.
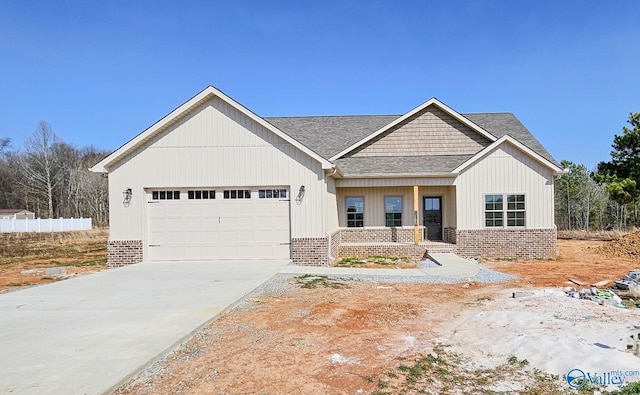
[1,1,638,169]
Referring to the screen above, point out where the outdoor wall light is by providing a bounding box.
[295,185,306,204]
[123,188,132,206]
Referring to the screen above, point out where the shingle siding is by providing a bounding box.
[349,107,490,158]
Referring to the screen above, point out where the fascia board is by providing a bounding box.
[328,98,496,161]
[212,88,333,170]
[453,135,564,174]
[90,87,214,173]
[339,172,459,179]
[90,86,332,173]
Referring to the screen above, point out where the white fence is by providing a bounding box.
[0,217,92,233]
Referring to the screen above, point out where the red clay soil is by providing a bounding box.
[114,239,640,394]
[590,229,640,259]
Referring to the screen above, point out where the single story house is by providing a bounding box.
[90,86,565,267]
[0,209,35,220]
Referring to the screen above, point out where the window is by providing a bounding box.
[223,189,251,199]
[385,196,402,227]
[507,194,526,227]
[346,197,364,227]
[484,195,503,227]
[485,194,525,227]
[259,189,288,199]
[151,190,180,200]
[188,190,215,200]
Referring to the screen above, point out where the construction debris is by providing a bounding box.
[565,287,625,307]
[616,270,640,291]
[512,291,534,298]
[568,278,585,286]
[591,279,611,288]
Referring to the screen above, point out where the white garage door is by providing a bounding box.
[147,188,290,260]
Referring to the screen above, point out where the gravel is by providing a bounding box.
[267,263,516,287]
[311,265,516,285]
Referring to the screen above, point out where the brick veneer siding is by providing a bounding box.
[291,237,329,266]
[337,244,429,260]
[455,228,557,260]
[107,240,143,268]
[329,230,341,262]
[339,227,419,243]
[443,227,457,244]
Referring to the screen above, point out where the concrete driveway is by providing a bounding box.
[0,260,289,395]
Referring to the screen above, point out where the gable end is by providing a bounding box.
[349,106,493,158]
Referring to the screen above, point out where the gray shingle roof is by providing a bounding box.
[265,115,397,159]
[264,111,560,175]
[463,113,560,167]
[335,155,474,176]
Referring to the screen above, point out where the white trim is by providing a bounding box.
[90,86,332,173]
[340,172,459,179]
[329,98,496,161]
[452,135,565,174]
[483,192,527,229]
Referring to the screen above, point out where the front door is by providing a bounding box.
[423,197,442,240]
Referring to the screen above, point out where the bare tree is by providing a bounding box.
[0,137,9,153]
[21,121,63,218]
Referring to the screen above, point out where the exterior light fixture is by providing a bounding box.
[123,188,132,206]
[295,185,305,204]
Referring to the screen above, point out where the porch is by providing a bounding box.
[328,182,460,264]
[329,227,457,263]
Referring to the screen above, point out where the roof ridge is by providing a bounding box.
[264,114,400,119]
[462,112,513,115]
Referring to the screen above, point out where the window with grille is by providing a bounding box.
[485,194,525,227]
[223,189,251,199]
[346,197,364,227]
[151,190,180,200]
[385,196,402,227]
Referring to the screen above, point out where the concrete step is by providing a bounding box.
[423,253,479,277]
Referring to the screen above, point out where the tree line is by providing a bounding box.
[0,121,109,225]
[556,112,640,231]
[3,113,639,231]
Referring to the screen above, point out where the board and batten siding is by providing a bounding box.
[336,186,456,228]
[351,107,490,157]
[454,142,556,229]
[107,97,327,243]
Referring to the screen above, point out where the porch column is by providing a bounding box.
[413,185,419,245]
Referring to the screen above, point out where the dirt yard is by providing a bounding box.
[0,229,107,292]
[113,237,640,395]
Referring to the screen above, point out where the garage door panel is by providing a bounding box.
[147,188,290,261]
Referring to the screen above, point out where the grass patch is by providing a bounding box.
[335,255,413,267]
[295,274,348,289]
[0,229,108,267]
[68,258,107,267]
[373,348,569,394]
[557,229,627,241]
[8,282,34,287]
[508,355,529,368]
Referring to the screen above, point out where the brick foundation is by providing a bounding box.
[328,230,340,261]
[455,228,557,259]
[107,240,143,267]
[339,227,419,243]
[337,244,429,260]
[443,227,457,244]
[291,237,329,266]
